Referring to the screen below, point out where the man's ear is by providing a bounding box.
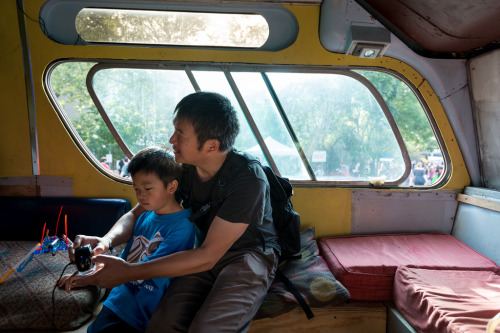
[206,139,220,152]
[167,180,178,194]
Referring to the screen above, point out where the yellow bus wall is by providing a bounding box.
[0,1,470,238]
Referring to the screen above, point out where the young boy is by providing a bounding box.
[61,145,195,332]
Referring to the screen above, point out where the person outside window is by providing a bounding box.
[413,161,428,185]
[119,156,130,177]
[100,157,110,170]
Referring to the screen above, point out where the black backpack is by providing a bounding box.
[176,150,314,319]
[258,163,302,260]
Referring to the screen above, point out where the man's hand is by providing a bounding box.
[69,235,110,262]
[65,255,132,289]
[58,271,88,292]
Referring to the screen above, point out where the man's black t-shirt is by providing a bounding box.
[188,151,280,253]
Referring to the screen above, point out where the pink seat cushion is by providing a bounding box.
[318,233,499,301]
[394,267,500,333]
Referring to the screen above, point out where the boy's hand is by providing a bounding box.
[69,235,110,262]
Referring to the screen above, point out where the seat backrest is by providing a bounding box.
[452,187,500,266]
[0,197,131,241]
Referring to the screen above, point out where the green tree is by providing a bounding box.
[359,71,439,159]
[50,62,122,163]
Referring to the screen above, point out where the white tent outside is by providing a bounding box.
[245,137,309,179]
[245,136,297,157]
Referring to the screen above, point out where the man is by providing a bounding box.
[67,92,279,333]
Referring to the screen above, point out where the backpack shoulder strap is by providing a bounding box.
[176,163,195,209]
[189,149,258,222]
[275,268,314,319]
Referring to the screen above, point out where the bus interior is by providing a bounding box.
[1,0,500,332]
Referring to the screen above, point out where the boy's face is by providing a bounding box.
[169,117,204,165]
[132,170,173,215]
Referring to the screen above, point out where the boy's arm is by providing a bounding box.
[70,216,248,289]
[102,203,145,250]
[69,204,145,261]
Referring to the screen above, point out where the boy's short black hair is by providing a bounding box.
[127,146,181,187]
[174,91,240,151]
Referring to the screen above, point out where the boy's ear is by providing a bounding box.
[167,180,178,194]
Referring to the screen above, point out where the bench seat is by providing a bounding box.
[318,233,499,301]
[249,301,386,333]
[393,267,500,333]
[0,197,130,331]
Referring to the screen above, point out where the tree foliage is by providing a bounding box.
[49,62,439,180]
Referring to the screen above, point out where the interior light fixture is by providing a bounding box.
[345,25,391,59]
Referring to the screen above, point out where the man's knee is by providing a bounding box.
[146,291,192,333]
[146,274,211,333]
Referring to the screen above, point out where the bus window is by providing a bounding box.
[39,1,298,51]
[232,72,307,180]
[76,8,269,48]
[358,70,447,186]
[91,67,194,153]
[264,72,406,183]
[47,62,445,187]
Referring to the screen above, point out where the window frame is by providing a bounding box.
[45,59,450,188]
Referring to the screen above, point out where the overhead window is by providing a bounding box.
[46,61,446,188]
[75,8,269,48]
[38,1,297,50]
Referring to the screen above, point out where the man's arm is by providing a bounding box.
[70,216,248,289]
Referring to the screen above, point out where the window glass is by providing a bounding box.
[232,72,308,179]
[76,8,269,48]
[191,70,263,163]
[48,61,442,186]
[358,71,444,185]
[49,62,124,172]
[266,72,405,182]
[92,68,194,153]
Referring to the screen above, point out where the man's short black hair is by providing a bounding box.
[127,146,181,187]
[174,92,240,151]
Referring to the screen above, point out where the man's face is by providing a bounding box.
[169,118,202,165]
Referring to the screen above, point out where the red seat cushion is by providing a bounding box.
[318,233,499,301]
[394,267,500,333]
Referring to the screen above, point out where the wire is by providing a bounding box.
[52,261,74,329]
[16,0,80,45]
[16,0,38,23]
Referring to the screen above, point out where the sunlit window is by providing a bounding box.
[48,61,445,187]
[358,71,444,185]
[75,8,269,48]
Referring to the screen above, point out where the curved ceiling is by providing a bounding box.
[355,0,500,58]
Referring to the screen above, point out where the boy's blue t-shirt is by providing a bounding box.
[103,209,194,332]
